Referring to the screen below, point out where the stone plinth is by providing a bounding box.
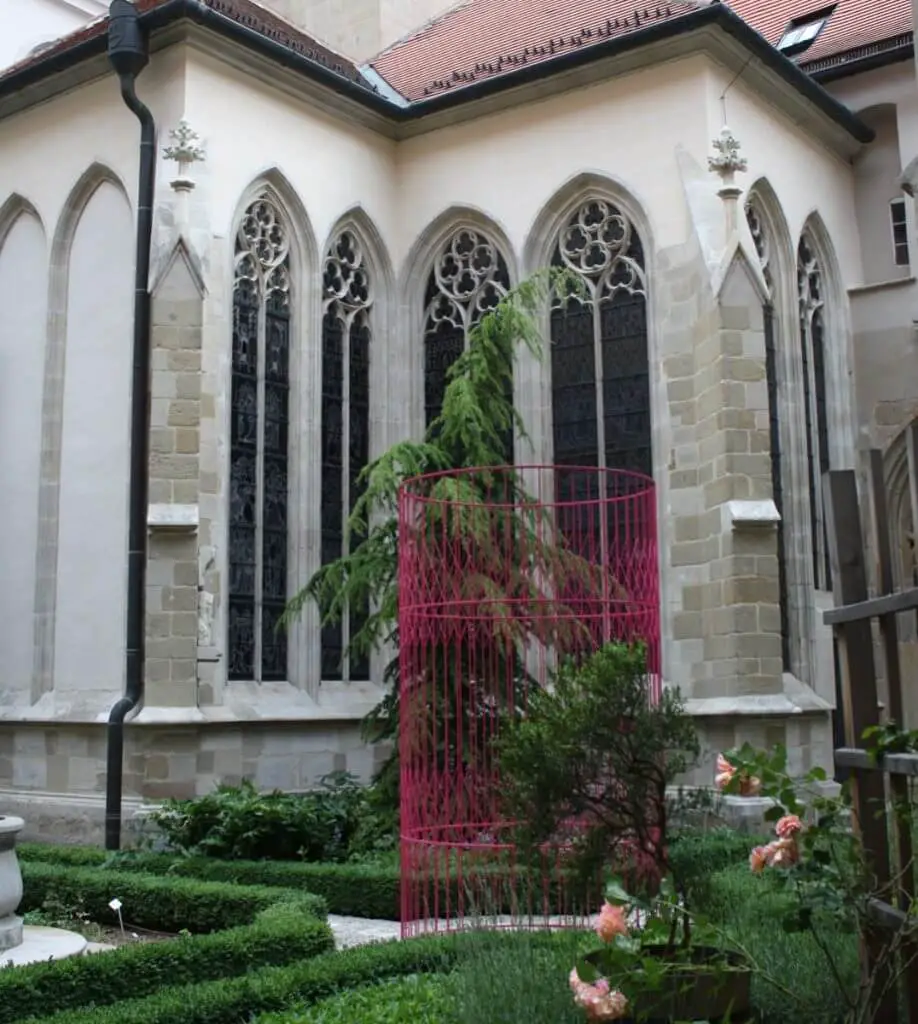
[0,814,24,952]
[1,926,88,967]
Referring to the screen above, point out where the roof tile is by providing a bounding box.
[0,0,368,87]
[370,0,914,101]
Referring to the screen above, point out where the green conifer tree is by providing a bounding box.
[283,269,600,811]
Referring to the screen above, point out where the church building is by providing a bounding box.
[0,0,915,840]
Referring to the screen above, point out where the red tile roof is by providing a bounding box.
[0,0,911,105]
[370,0,914,100]
[0,0,366,87]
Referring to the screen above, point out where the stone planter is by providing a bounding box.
[0,815,24,952]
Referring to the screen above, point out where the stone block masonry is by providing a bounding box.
[144,252,204,709]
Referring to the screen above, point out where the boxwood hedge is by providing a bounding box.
[1,908,333,1024]
[19,861,327,934]
[19,827,752,923]
[20,932,574,1024]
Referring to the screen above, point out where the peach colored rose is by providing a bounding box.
[749,845,768,873]
[763,837,799,868]
[775,814,803,839]
[595,901,629,942]
[573,980,629,1021]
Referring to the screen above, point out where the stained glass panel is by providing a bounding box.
[321,309,345,680]
[229,288,259,681]
[763,304,790,671]
[228,196,291,682]
[349,317,371,681]
[261,292,289,681]
[799,233,831,590]
[321,230,373,682]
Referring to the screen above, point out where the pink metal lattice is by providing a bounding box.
[398,465,659,937]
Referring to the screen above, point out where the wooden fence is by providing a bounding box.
[823,442,918,1023]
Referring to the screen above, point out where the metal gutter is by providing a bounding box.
[807,38,913,84]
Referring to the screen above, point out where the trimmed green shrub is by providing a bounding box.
[20,844,591,921]
[257,975,456,1024]
[19,861,327,934]
[668,826,764,899]
[20,846,397,919]
[0,909,333,1024]
[23,932,579,1024]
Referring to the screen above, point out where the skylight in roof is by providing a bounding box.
[776,5,836,56]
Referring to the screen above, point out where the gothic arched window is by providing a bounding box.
[321,229,372,681]
[798,232,831,590]
[746,197,790,671]
[228,196,291,681]
[423,229,510,429]
[550,199,651,479]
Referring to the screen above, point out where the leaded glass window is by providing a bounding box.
[550,199,651,483]
[746,197,790,671]
[798,233,832,591]
[423,229,511,431]
[229,197,291,681]
[321,229,372,681]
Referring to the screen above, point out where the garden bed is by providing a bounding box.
[18,827,755,923]
[1,903,333,1024]
[19,861,327,933]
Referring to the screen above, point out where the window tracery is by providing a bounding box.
[422,229,510,427]
[321,229,372,681]
[798,232,831,590]
[229,196,291,681]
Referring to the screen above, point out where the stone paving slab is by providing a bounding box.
[327,913,599,949]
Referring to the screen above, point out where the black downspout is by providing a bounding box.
[104,0,156,851]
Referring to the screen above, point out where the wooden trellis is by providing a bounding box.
[823,439,918,1024]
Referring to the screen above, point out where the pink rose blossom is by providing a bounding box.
[595,901,629,942]
[749,846,768,873]
[775,814,803,839]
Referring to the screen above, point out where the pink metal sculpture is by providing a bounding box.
[398,465,659,937]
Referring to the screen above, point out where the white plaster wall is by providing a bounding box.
[0,46,186,238]
[394,60,707,267]
[184,53,397,256]
[853,106,908,285]
[825,61,918,279]
[0,210,46,699]
[0,0,106,73]
[54,180,133,698]
[704,67,863,289]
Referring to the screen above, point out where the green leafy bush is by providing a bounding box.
[149,775,396,863]
[257,975,456,1024]
[0,908,332,1024]
[498,643,699,894]
[19,862,326,933]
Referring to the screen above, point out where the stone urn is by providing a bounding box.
[0,815,24,952]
